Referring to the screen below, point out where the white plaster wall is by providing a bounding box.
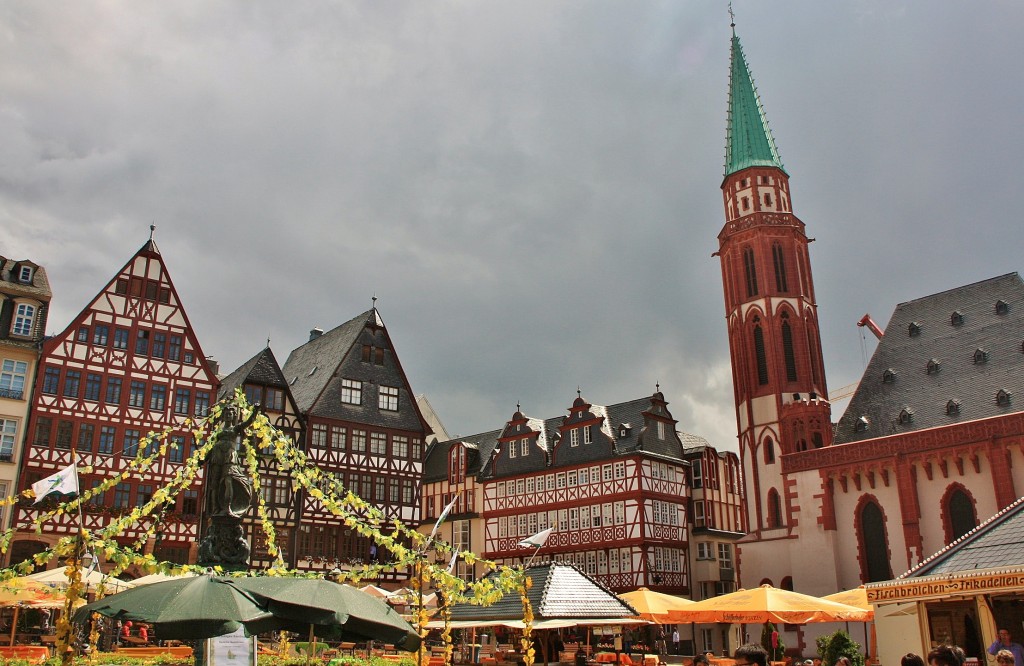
[915,459,1000,558]
[1009,446,1024,497]
[831,473,908,586]
[789,471,842,595]
[750,395,778,426]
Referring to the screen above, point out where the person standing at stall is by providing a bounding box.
[989,630,1024,666]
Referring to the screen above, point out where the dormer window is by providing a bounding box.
[855,416,870,433]
[973,348,989,364]
[520,437,530,457]
[508,442,517,458]
[570,429,579,447]
[882,368,896,383]
[908,322,922,337]
[340,379,362,405]
[927,359,941,375]
[950,311,964,326]
[996,300,1010,315]
[997,390,1012,407]
[898,407,914,425]
[11,302,36,337]
[583,424,593,444]
[619,424,631,438]
[946,399,961,416]
[18,265,33,283]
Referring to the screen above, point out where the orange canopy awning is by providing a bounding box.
[618,587,695,623]
[667,584,874,624]
[822,586,873,611]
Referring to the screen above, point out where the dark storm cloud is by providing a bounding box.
[3,2,1023,449]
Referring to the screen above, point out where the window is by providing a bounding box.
[173,388,191,415]
[694,501,705,527]
[718,543,733,568]
[105,377,122,404]
[859,500,893,582]
[508,442,517,459]
[378,386,399,411]
[129,381,146,408]
[772,243,788,292]
[244,385,261,406]
[754,324,769,385]
[42,367,60,395]
[997,390,1013,407]
[98,426,116,454]
[181,489,199,514]
[33,417,51,446]
[265,388,283,410]
[0,419,17,461]
[63,370,81,398]
[77,327,89,342]
[0,360,28,399]
[123,429,141,456]
[84,373,102,401]
[18,265,33,283]
[135,330,150,355]
[393,435,409,458]
[341,379,362,405]
[152,333,165,358]
[330,426,346,450]
[76,424,94,453]
[374,477,385,501]
[743,247,758,297]
[11,303,35,337]
[369,432,387,455]
[389,478,400,503]
[767,488,782,528]
[136,484,154,507]
[150,385,166,410]
[113,483,132,508]
[521,438,530,457]
[194,391,211,416]
[696,542,715,560]
[311,423,327,448]
[351,430,367,452]
[93,325,109,346]
[657,421,665,439]
[781,315,797,381]
[927,358,941,375]
[55,420,72,449]
[113,328,130,350]
[168,336,182,361]
[169,435,185,463]
[584,424,593,444]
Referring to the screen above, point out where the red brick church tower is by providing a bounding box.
[715,28,833,558]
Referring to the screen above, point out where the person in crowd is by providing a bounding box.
[990,630,1024,666]
[734,644,769,666]
[928,645,965,666]
[996,651,1016,666]
[138,623,149,645]
[121,621,132,641]
[803,659,814,666]
[902,654,926,666]
[672,629,680,656]
[693,654,711,666]
[837,657,852,666]
[656,628,667,657]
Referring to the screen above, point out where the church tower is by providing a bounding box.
[715,28,834,567]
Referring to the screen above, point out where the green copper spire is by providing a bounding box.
[724,33,786,177]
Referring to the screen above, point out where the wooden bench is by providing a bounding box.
[115,646,195,659]
[0,646,49,663]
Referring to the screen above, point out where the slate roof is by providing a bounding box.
[448,562,639,621]
[422,393,693,483]
[898,495,1024,578]
[218,347,291,399]
[724,32,786,177]
[835,273,1024,444]
[281,310,374,413]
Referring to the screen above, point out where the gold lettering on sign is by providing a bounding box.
[867,573,1024,602]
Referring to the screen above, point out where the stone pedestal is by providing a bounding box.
[197,516,250,569]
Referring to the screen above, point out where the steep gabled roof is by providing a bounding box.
[219,347,291,400]
[281,310,378,413]
[449,562,639,621]
[835,273,1024,444]
[724,32,786,178]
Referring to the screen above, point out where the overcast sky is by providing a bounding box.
[3,2,1023,450]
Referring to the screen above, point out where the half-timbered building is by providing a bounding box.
[217,346,305,569]
[422,390,714,595]
[0,256,51,535]
[11,237,219,566]
[280,308,430,578]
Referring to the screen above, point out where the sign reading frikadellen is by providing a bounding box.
[867,571,1024,603]
[207,626,256,666]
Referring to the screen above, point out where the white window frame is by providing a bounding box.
[378,385,399,411]
[584,424,593,444]
[0,360,28,397]
[0,419,17,461]
[520,437,529,456]
[570,429,579,447]
[508,442,517,458]
[341,379,362,405]
[11,301,36,337]
[18,266,33,283]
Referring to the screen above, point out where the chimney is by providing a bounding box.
[205,356,220,375]
[309,327,324,341]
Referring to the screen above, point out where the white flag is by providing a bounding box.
[517,527,552,550]
[427,494,460,543]
[32,463,79,504]
[447,550,459,574]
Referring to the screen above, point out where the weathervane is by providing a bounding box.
[149,224,156,241]
[728,2,736,32]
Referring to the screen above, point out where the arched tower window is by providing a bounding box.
[764,437,776,464]
[857,499,893,583]
[942,485,978,545]
[781,313,797,382]
[772,243,788,292]
[743,247,759,297]
[766,488,783,529]
[753,324,769,385]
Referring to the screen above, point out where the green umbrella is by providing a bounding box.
[225,578,421,651]
[74,574,278,639]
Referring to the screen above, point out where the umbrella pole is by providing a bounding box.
[307,624,315,666]
[10,606,18,646]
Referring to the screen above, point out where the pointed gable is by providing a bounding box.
[281,308,429,432]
